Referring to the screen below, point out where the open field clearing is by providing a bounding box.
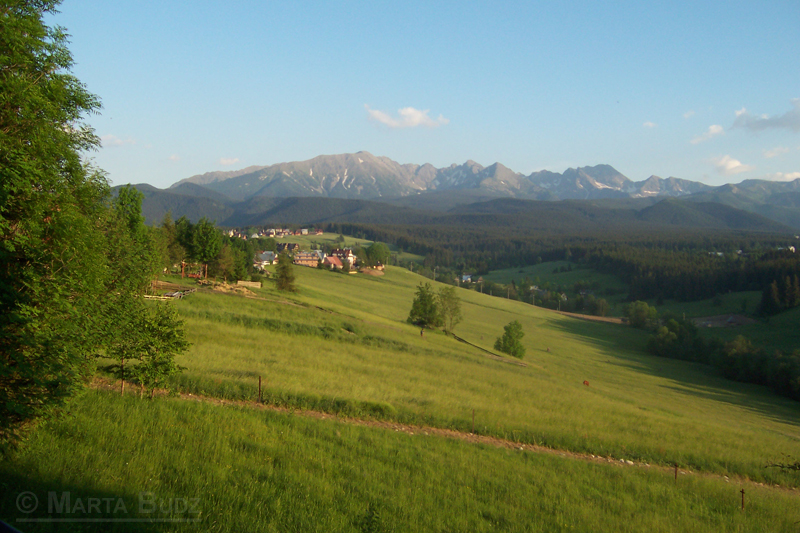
[654,291,763,320]
[142,266,800,487]
[1,389,798,532]
[482,261,630,309]
[264,232,425,264]
[695,305,800,353]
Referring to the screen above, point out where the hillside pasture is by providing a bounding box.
[153,267,800,487]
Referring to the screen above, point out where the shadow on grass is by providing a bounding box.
[549,316,800,428]
[0,471,182,532]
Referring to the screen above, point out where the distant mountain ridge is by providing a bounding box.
[141,151,800,230]
[170,151,718,202]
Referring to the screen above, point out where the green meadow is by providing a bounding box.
[266,232,425,263]
[1,390,798,532]
[652,291,763,319]
[168,266,799,485]
[482,261,630,310]
[3,263,800,531]
[271,232,372,250]
[695,305,800,353]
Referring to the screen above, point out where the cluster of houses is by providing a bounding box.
[227,228,324,240]
[255,246,379,274]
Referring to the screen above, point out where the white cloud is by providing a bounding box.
[691,124,724,144]
[763,171,800,181]
[101,134,136,147]
[763,146,789,159]
[169,154,181,162]
[683,110,695,119]
[733,99,800,132]
[219,157,239,166]
[643,121,656,128]
[711,155,754,176]
[365,104,449,128]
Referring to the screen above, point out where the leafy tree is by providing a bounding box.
[276,252,297,292]
[192,217,222,273]
[213,243,237,281]
[131,303,189,398]
[407,283,441,328]
[103,186,174,394]
[0,0,109,442]
[160,212,186,268]
[494,321,525,359]
[367,242,391,266]
[437,286,463,335]
[175,216,195,260]
[625,301,658,329]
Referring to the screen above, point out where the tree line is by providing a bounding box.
[623,303,800,402]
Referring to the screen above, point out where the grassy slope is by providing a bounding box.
[166,266,800,486]
[3,266,800,531]
[3,390,798,532]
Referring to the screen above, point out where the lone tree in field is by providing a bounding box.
[495,320,525,359]
[131,303,189,398]
[437,286,463,335]
[276,252,297,292]
[407,283,441,328]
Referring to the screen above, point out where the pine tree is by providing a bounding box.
[276,252,297,292]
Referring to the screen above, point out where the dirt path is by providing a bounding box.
[91,378,795,493]
[550,309,625,324]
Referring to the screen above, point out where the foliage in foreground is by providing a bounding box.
[0,2,189,442]
[1,0,109,442]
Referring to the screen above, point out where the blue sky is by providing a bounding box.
[52,0,800,189]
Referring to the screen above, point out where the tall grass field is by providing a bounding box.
[2,263,799,531]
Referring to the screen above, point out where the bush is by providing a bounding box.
[494,321,525,359]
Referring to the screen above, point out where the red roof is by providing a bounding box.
[323,256,343,268]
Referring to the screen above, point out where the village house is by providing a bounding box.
[255,251,276,268]
[293,251,324,268]
[330,248,356,268]
[322,256,343,270]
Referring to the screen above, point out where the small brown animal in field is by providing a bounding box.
[583,380,590,387]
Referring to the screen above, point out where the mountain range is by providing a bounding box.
[123,151,800,231]
[170,151,713,202]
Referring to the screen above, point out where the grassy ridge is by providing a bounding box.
[1,389,798,532]
[157,267,800,486]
